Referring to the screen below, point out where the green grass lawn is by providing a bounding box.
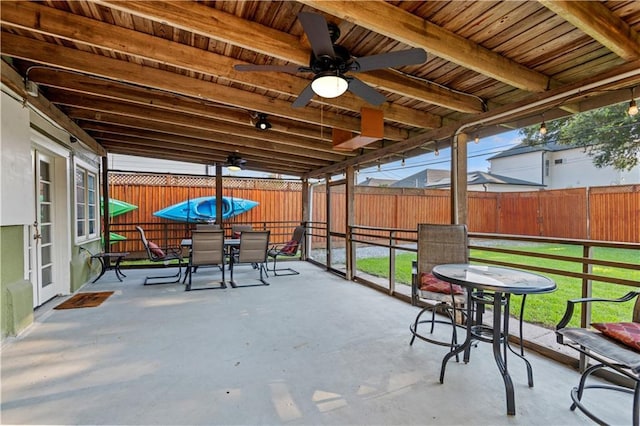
[357,244,639,328]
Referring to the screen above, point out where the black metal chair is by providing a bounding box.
[556,291,640,426]
[135,226,183,285]
[229,230,270,287]
[267,225,305,276]
[186,230,226,291]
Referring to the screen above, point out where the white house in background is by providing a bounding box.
[488,142,640,189]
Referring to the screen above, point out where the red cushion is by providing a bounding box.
[591,322,640,352]
[419,272,464,295]
[280,240,298,255]
[148,241,165,258]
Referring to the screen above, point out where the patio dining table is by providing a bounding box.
[432,263,557,416]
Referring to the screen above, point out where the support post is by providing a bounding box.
[215,164,223,225]
[345,166,355,280]
[451,133,468,225]
[325,173,331,270]
[301,178,309,260]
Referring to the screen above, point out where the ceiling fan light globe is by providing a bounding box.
[311,74,348,98]
[227,165,242,172]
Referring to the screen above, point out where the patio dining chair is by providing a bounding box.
[409,223,469,354]
[267,225,305,276]
[136,226,183,285]
[186,230,226,291]
[229,230,270,287]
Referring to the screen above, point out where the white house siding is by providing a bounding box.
[489,151,544,184]
[490,146,640,189]
[545,148,640,188]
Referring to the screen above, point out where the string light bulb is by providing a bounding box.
[539,121,547,135]
[434,147,439,156]
[628,88,638,116]
[474,136,480,144]
[401,157,405,167]
[377,161,381,171]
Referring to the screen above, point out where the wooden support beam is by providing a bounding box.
[540,0,640,61]
[0,32,408,140]
[97,0,482,114]
[300,0,555,92]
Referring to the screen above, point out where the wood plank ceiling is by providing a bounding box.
[2,1,640,178]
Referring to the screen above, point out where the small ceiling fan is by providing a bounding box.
[234,12,427,108]
[225,154,246,171]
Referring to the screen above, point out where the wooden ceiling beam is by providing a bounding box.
[0,1,440,127]
[29,69,335,143]
[50,95,350,159]
[96,0,482,114]
[93,132,328,168]
[80,122,338,166]
[299,0,555,92]
[0,32,407,141]
[539,0,640,62]
[98,142,309,175]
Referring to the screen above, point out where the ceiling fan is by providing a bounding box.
[225,154,246,171]
[234,12,427,108]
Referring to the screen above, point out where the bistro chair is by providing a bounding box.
[135,226,183,285]
[267,225,305,276]
[409,223,469,354]
[186,230,226,291]
[556,291,640,426]
[229,230,270,287]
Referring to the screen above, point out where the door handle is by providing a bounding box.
[33,221,41,240]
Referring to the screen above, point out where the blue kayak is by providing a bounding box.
[153,196,259,223]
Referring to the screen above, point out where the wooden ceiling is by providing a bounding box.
[2,1,640,178]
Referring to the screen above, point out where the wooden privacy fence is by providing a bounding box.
[312,184,640,243]
[107,173,302,255]
[106,174,639,250]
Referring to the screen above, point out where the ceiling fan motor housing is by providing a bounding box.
[309,44,353,74]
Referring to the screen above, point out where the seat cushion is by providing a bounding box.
[591,322,640,352]
[148,241,165,258]
[420,273,463,295]
[280,240,298,255]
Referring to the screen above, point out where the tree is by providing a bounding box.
[519,102,640,171]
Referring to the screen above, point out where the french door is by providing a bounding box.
[30,151,57,306]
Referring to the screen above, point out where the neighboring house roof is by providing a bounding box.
[488,141,575,160]
[426,171,544,189]
[391,169,449,188]
[358,177,397,187]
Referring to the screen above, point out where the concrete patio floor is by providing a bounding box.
[1,262,633,425]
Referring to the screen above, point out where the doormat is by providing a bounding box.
[54,291,114,310]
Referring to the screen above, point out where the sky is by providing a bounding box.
[356,129,522,183]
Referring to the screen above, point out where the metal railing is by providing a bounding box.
[305,223,640,330]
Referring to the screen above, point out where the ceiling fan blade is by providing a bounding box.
[352,48,427,73]
[292,83,316,108]
[347,77,386,106]
[234,64,303,74]
[298,12,336,58]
